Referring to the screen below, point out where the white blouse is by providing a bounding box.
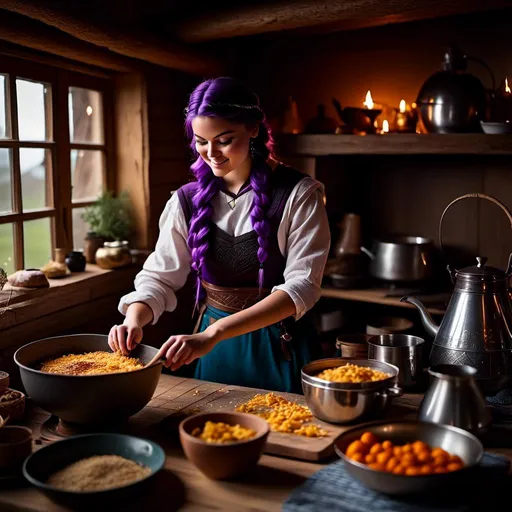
[118,175,331,324]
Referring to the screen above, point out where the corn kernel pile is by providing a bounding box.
[316,364,391,383]
[191,421,256,443]
[236,392,328,437]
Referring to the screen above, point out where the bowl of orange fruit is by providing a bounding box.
[334,420,483,495]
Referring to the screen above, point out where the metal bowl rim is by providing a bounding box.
[301,358,399,390]
[334,419,484,476]
[367,334,425,348]
[13,334,162,378]
[22,433,165,495]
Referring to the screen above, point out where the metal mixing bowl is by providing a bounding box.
[301,358,401,424]
[335,420,484,495]
[14,334,163,424]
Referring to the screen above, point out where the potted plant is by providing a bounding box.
[82,191,133,263]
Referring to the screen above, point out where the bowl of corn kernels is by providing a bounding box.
[301,358,401,424]
[179,412,270,480]
[334,420,484,495]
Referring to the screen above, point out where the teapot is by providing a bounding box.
[332,98,381,134]
[401,193,512,396]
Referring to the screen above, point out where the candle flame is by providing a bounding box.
[363,90,374,109]
[506,78,511,94]
[382,120,389,133]
[86,105,93,116]
[399,99,406,113]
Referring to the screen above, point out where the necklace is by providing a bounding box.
[227,196,236,210]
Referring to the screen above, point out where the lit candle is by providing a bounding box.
[492,77,512,122]
[363,90,374,110]
[395,99,415,133]
[381,120,389,134]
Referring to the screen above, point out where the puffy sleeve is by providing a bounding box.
[118,192,191,325]
[272,177,331,320]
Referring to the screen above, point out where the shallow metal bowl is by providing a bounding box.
[335,420,484,495]
[14,334,163,425]
[301,358,400,424]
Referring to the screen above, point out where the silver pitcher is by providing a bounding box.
[418,365,491,435]
[402,193,512,396]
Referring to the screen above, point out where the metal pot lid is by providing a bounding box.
[456,256,507,280]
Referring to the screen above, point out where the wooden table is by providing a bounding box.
[1,374,512,511]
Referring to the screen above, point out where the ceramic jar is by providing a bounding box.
[65,251,87,272]
[83,232,107,264]
[95,241,132,270]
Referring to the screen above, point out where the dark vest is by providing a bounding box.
[177,164,305,289]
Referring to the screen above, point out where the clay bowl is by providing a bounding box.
[336,334,371,359]
[0,425,32,474]
[179,412,270,480]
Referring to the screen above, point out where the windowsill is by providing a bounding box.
[0,264,140,333]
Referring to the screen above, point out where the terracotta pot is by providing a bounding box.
[83,233,107,264]
[179,412,269,480]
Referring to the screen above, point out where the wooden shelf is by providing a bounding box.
[321,286,447,315]
[275,134,512,156]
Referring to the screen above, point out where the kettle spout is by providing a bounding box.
[400,296,439,338]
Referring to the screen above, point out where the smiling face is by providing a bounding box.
[192,116,258,178]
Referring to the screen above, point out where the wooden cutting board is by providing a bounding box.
[135,374,418,462]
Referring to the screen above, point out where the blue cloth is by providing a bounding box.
[193,306,321,394]
[283,452,511,512]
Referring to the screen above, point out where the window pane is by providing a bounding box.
[72,207,88,251]
[71,149,104,202]
[0,223,15,275]
[0,149,12,215]
[24,217,52,269]
[20,148,51,211]
[16,79,51,141]
[69,87,104,144]
[0,74,8,139]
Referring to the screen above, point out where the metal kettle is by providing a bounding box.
[401,193,512,396]
[416,45,494,133]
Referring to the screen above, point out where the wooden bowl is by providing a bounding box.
[0,426,32,472]
[179,412,270,480]
[0,388,26,422]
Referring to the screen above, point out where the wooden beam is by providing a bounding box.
[0,10,135,72]
[168,0,511,42]
[0,0,222,75]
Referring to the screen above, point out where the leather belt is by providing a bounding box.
[202,280,270,313]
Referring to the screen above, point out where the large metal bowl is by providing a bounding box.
[14,334,163,425]
[335,420,484,495]
[301,358,401,424]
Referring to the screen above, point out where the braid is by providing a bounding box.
[249,122,273,294]
[187,159,221,310]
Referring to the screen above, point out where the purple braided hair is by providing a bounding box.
[184,77,274,309]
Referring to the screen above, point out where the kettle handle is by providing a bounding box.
[439,193,512,275]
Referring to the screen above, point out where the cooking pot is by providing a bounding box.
[362,236,435,282]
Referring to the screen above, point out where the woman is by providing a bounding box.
[109,77,330,393]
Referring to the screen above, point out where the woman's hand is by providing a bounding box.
[108,322,143,355]
[157,328,219,371]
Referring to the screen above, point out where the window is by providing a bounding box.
[0,55,113,274]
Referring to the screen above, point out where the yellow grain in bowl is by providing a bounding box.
[316,363,391,383]
[40,351,143,376]
[191,421,257,444]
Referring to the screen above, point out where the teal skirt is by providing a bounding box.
[193,306,321,394]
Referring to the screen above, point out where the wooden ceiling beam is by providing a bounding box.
[168,0,512,43]
[0,10,135,72]
[0,0,222,75]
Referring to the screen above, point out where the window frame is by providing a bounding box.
[0,54,114,271]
